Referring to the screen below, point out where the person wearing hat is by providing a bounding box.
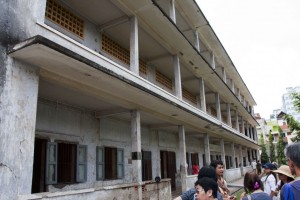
[273,165,294,199]
[261,163,277,199]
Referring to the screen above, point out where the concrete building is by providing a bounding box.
[255,113,268,144]
[0,0,259,199]
[282,86,300,122]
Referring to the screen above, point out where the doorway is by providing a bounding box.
[31,138,47,193]
[160,150,176,190]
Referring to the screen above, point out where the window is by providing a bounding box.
[46,142,87,184]
[186,152,199,175]
[225,156,232,169]
[142,151,152,181]
[96,147,124,180]
[243,157,246,167]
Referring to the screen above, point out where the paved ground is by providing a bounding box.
[228,176,244,195]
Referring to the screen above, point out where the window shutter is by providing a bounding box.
[96,146,104,180]
[76,145,87,182]
[46,142,57,184]
[117,148,124,179]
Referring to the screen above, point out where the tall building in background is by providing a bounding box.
[1,0,259,199]
[282,86,300,121]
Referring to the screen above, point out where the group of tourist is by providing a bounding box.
[174,160,235,200]
[173,142,300,200]
[240,142,300,200]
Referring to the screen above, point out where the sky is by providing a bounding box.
[196,0,300,119]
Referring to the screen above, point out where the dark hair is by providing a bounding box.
[244,172,264,193]
[195,177,218,198]
[278,176,294,190]
[197,166,217,181]
[210,160,224,169]
[286,142,300,167]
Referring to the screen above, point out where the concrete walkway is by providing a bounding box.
[228,176,244,194]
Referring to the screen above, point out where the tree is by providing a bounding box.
[269,130,276,162]
[260,134,268,164]
[284,93,300,142]
[277,127,286,165]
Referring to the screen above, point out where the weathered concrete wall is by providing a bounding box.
[18,180,172,200]
[0,58,39,200]
[185,175,197,191]
[0,1,46,199]
[224,168,241,182]
[35,100,181,192]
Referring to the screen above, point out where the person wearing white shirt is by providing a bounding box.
[261,163,277,200]
[251,160,257,173]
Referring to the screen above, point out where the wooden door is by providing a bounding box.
[160,151,176,190]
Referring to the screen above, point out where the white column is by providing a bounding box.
[230,79,235,92]
[245,147,249,166]
[0,62,39,199]
[231,143,236,168]
[130,16,139,75]
[169,0,176,23]
[227,103,232,127]
[147,64,156,83]
[235,110,239,132]
[194,30,200,51]
[204,134,211,165]
[199,77,206,112]
[241,117,245,134]
[220,139,226,167]
[221,67,227,83]
[239,145,244,176]
[179,125,188,192]
[215,93,221,121]
[210,52,215,69]
[237,88,241,101]
[131,110,142,199]
[173,54,182,99]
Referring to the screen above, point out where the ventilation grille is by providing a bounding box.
[45,0,84,38]
[210,107,217,118]
[155,71,172,90]
[182,88,197,104]
[102,34,147,75]
[222,115,227,124]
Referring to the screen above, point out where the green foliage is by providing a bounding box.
[269,131,276,162]
[277,127,286,165]
[292,93,300,112]
[284,93,300,142]
[260,134,268,164]
[272,125,279,132]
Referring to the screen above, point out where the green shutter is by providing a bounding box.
[117,148,124,179]
[76,145,87,182]
[96,147,104,180]
[46,142,57,184]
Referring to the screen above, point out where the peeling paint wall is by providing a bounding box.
[0,59,39,200]
[18,180,171,200]
[35,100,178,192]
